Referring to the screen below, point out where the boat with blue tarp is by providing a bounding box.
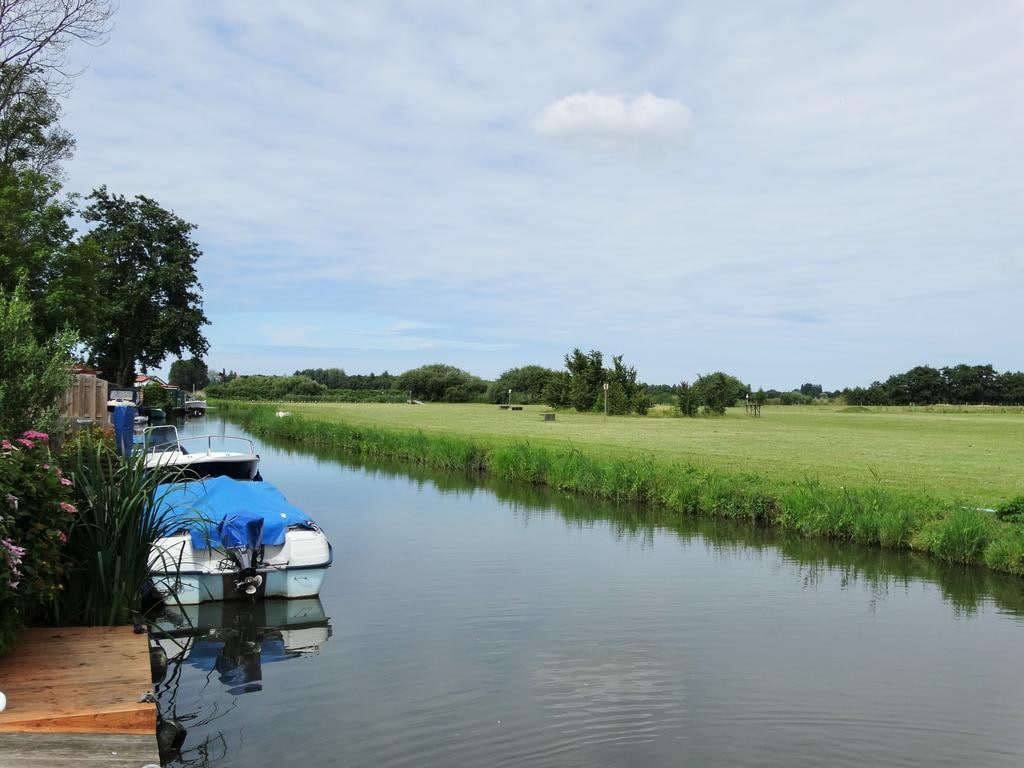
[148,476,332,605]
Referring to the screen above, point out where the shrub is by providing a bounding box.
[692,372,748,415]
[0,429,76,655]
[995,496,1024,524]
[0,286,76,435]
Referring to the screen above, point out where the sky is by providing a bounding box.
[59,1,1024,389]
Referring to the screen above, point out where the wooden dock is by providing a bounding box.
[0,627,159,767]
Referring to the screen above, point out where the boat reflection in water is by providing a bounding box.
[153,598,331,765]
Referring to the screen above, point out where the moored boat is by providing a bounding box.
[138,425,261,480]
[148,476,333,605]
[184,398,207,417]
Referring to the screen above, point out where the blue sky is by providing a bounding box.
[60,2,1023,388]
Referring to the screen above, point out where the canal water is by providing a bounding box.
[158,415,1024,767]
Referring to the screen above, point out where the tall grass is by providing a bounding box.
[50,440,184,626]
[218,401,1024,578]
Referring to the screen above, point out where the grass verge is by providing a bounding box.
[217,401,1024,577]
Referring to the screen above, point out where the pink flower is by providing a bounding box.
[1,439,12,450]
[15,438,34,449]
[58,531,68,545]
[22,430,49,442]
[59,477,73,486]
[59,501,77,515]
[42,463,50,470]
[1,538,25,559]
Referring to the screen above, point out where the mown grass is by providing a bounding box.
[216,401,1024,577]
[244,401,1024,503]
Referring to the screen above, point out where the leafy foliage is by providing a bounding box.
[0,429,76,654]
[551,348,651,415]
[842,363,1024,406]
[78,186,209,385]
[206,374,327,400]
[487,365,558,405]
[677,381,699,417]
[996,496,1024,525]
[53,433,184,626]
[295,367,396,390]
[0,285,75,435]
[394,364,487,402]
[140,381,171,412]
[168,356,209,391]
[691,372,748,415]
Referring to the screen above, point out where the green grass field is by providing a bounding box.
[268,402,1024,505]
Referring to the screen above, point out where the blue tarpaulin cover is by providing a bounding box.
[155,476,317,549]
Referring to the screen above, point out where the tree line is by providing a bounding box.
[841,364,1024,406]
[203,357,1024,416]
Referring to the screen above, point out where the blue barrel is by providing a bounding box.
[113,404,137,456]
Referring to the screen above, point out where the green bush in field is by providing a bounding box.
[692,372,748,415]
[677,381,699,417]
[995,496,1024,524]
[395,364,487,403]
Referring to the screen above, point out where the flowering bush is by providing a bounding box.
[0,430,75,655]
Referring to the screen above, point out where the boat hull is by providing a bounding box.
[145,454,260,481]
[151,567,328,604]
[150,528,332,605]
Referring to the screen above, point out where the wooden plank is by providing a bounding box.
[0,627,156,735]
[0,732,159,767]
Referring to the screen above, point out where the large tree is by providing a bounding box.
[168,356,209,391]
[79,187,209,385]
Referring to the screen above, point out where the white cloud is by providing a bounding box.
[533,91,693,148]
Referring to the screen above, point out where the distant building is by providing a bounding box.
[135,374,168,389]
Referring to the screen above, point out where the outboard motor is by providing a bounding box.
[217,511,266,598]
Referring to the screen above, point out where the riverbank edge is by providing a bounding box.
[214,401,1024,577]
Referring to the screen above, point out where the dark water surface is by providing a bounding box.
[158,415,1024,767]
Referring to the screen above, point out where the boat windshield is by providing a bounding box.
[142,425,181,454]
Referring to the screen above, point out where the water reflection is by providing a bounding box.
[153,599,331,765]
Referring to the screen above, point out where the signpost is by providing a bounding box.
[603,381,609,418]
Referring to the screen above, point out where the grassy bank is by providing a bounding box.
[240,401,1024,503]
[216,401,1024,577]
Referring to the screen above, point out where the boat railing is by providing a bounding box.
[174,435,256,457]
[137,426,255,457]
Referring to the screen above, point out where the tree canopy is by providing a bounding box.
[546,348,651,415]
[168,356,210,391]
[487,365,558,405]
[78,187,209,385]
[395,364,487,402]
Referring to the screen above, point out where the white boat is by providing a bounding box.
[149,476,332,605]
[138,425,261,481]
[184,398,207,417]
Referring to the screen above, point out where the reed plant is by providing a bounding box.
[51,436,185,626]
[218,401,1024,577]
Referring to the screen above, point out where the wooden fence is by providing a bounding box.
[59,374,109,424]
